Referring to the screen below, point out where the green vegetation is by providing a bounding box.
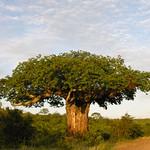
[0,51,150,149]
[0,108,35,149]
[0,108,150,150]
[0,50,150,136]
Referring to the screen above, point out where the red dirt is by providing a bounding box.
[114,137,150,150]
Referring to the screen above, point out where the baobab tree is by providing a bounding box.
[0,51,150,136]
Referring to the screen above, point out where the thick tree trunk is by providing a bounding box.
[66,101,90,136]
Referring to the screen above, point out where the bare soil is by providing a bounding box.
[114,137,150,150]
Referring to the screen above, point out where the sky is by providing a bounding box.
[0,0,150,118]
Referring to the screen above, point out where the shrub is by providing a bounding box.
[128,123,144,139]
[110,113,144,140]
[101,131,111,141]
[0,108,35,148]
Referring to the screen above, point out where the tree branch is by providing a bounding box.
[66,90,72,102]
[12,91,52,107]
[66,89,77,101]
[12,95,41,106]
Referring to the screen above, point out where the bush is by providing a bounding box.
[31,113,67,148]
[128,123,144,139]
[0,108,35,148]
[101,131,111,141]
[110,113,144,140]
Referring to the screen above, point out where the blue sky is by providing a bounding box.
[0,0,150,118]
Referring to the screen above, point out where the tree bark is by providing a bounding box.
[66,101,90,136]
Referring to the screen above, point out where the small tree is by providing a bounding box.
[0,51,150,136]
[91,112,102,119]
[39,108,49,115]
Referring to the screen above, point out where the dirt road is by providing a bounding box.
[114,137,150,150]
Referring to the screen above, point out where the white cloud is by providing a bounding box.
[0,0,150,75]
[4,5,23,12]
[138,18,150,29]
[0,1,23,12]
